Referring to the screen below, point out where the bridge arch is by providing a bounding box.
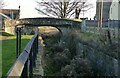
[37,25,62,33]
[18,24,63,35]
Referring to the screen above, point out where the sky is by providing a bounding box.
[3,0,96,19]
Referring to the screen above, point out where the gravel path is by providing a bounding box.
[33,38,44,76]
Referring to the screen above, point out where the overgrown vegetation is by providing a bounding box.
[42,29,93,76]
[42,28,119,76]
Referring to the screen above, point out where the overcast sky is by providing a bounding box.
[3,0,96,19]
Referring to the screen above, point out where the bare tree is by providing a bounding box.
[35,0,93,18]
[0,0,4,9]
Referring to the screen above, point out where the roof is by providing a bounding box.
[0,9,19,14]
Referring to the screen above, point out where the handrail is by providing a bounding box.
[5,32,38,78]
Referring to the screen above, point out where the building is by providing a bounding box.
[0,9,20,29]
[0,9,20,19]
[89,0,119,28]
[96,1,112,21]
[0,16,2,29]
[109,0,120,20]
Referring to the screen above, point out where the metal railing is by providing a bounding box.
[5,32,38,78]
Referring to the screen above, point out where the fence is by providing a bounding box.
[5,32,38,78]
[81,20,119,38]
[83,20,120,28]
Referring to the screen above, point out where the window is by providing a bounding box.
[114,3,115,6]
[111,8,112,14]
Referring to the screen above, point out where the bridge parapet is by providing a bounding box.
[16,18,81,27]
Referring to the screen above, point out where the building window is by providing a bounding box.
[111,8,112,14]
[114,3,115,6]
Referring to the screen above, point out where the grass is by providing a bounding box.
[1,32,14,36]
[0,40,2,78]
[1,32,33,76]
[79,31,99,41]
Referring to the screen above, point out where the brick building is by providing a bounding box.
[0,9,20,29]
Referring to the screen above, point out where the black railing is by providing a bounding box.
[5,32,38,78]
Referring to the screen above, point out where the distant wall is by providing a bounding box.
[81,20,119,38]
[5,26,15,34]
[4,19,16,34]
[84,20,119,28]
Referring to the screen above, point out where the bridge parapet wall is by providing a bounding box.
[16,18,81,27]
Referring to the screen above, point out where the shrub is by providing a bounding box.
[70,57,93,76]
[59,57,93,76]
[42,28,93,76]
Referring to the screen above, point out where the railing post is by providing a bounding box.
[16,27,19,59]
[19,27,21,55]
[29,47,33,78]
[35,36,38,56]
[33,33,38,67]
[35,34,39,64]
[16,27,22,59]
[33,42,36,67]
[21,59,28,78]
[36,35,38,54]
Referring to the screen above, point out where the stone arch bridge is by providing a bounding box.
[5,17,82,34]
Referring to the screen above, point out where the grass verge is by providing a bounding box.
[1,32,33,76]
[0,40,2,78]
